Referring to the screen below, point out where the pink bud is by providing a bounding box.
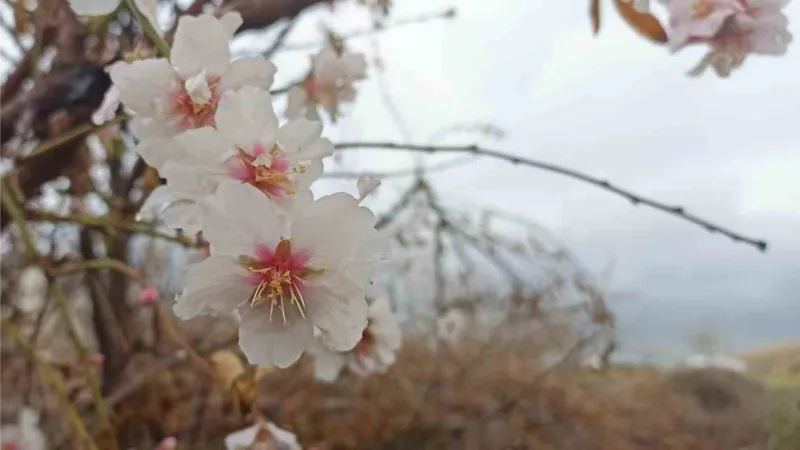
[140,286,159,305]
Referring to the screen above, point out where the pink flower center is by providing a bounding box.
[240,239,321,323]
[170,77,221,130]
[229,143,306,199]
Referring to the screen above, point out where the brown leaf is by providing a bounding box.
[613,0,668,43]
[591,0,601,35]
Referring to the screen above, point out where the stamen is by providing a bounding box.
[241,240,322,325]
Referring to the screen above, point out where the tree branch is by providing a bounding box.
[335,142,768,252]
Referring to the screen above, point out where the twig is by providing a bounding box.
[50,258,144,285]
[1,316,99,450]
[263,17,297,59]
[154,305,214,378]
[27,211,197,247]
[322,155,475,179]
[269,81,300,96]
[105,356,184,408]
[50,285,116,448]
[0,179,37,259]
[23,115,129,160]
[374,180,425,230]
[335,142,768,252]
[124,0,170,57]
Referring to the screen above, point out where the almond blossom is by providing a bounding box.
[225,420,301,450]
[68,0,155,17]
[0,408,46,450]
[109,12,276,169]
[156,86,333,233]
[667,0,792,77]
[285,47,367,121]
[173,181,389,368]
[310,297,402,382]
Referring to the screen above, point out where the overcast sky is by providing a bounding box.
[275,0,800,359]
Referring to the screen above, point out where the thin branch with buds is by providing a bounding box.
[335,142,769,251]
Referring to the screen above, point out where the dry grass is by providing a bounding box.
[1,335,783,449]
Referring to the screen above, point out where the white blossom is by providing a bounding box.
[173,181,389,368]
[285,47,367,121]
[667,0,792,77]
[311,297,402,382]
[156,86,333,233]
[109,12,276,169]
[225,421,301,450]
[0,408,46,450]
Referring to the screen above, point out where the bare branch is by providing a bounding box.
[322,155,475,179]
[335,142,768,251]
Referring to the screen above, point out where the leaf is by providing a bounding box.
[613,0,668,43]
[591,0,601,35]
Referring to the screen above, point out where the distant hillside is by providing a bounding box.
[735,340,800,387]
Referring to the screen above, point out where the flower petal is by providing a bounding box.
[201,181,285,257]
[220,58,276,92]
[309,341,346,382]
[291,193,378,270]
[171,126,234,166]
[277,117,323,153]
[215,86,279,147]
[162,199,203,234]
[305,272,368,352]
[218,11,243,37]
[91,86,121,125]
[174,256,250,319]
[284,87,309,120]
[171,13,233,79]
[109,58,175,116]
[238,306,313,368]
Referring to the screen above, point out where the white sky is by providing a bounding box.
[281,0,800,358]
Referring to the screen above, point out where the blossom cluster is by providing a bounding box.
[667,0,792,77]
[77,4,399,381]
[630,0,792,77]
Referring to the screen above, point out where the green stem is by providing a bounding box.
[0,179,37,260]
[124,0,171,57]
